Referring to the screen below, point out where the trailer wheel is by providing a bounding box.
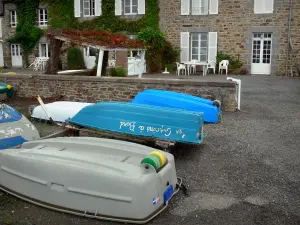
[213,100,221,108]
[28,105,36,116]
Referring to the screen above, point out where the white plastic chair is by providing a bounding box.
[176,62,187,76]
[190,60,198,74]
[206,60,216,75]
[219,60,229,75]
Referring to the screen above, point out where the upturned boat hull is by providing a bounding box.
[0,104,40,150]
[68,102,205,144]
[132,89,222,123]
[0,137,180,223]
[31,101,93,122]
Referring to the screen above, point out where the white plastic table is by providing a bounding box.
[182,61,208,76]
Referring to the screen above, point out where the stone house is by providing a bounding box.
[0,1,50,68]
[0,0,146,75]
[0,0,298,75]
[159,0,299,75]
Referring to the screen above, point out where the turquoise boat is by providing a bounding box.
[68,102,205,145]
[0,82,14,97]
[0,104,40,150]
[131,89,222,123]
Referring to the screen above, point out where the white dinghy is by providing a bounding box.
[30,101,93,122]
[0,136,181,224]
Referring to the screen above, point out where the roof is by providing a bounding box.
[46,28,146,51]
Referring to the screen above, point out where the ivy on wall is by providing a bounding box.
[8,0,44,66]
[43,0,160,34]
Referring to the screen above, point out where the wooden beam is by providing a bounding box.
[52,36,146,52]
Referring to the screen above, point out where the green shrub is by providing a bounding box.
[110,67,127,77]
[162,41,179,70]
[217,51,244,73]
[136,28,179,73]
[67,47,86,70]
[165,63,175,73]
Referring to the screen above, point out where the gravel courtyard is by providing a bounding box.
[0,75,300,225]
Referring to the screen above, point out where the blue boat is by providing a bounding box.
[131,89,222,123]
[0,104,40,150]
[68,102,205,145]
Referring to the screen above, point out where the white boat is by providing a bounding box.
[31,101,93,122]
[0,136,181,224]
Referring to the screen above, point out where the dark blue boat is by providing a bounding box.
[0,104,40,150]
[68,102,205,145]
[131,90,222,123]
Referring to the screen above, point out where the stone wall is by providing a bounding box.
[0,74,237,112]
[158,0,300,75]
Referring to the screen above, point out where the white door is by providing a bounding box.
[0,43,4,67]
[251,33,272,75]
[83,47,97,69]
[128,57,135,76]
[11,44,23,68]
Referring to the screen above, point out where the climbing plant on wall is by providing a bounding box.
[43,0,160,33]
[8,0,44,66]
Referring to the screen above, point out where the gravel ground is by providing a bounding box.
[1,75,300,225]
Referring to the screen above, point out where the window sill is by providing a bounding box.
[123,13,138,16]
[38,25,48,28]
[254,12,274,15]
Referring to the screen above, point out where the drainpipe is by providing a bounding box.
[285,0,293,76]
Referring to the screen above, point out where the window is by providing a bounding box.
[191,0,208,15]
[39,43,50,58]
[10,10,17,27]
[191,33,208,62]
[38,9,48,26]
[82,0,95,16]
[124,0,138,15]
[254,0,274,14]
[181,0,218,15]
[180,32,217,63]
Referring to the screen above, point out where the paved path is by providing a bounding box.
[1,75,300,225]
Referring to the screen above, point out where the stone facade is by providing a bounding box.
[0,74,237,112]
[1,3,49,68]
[158,0,300,75]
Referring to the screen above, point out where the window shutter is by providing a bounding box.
[95,0,102,16]
[254,0,264,14]
[115,0,122,15]
[264,0,274,13]
[209,0,218,14]
[208,32,217,62]
[181,0,190,15]
[180,32,190,62]
[74,0,81,17]
[0,18,3,38]
[138,0,145,15]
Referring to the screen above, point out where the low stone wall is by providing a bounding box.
[0,74,237,112]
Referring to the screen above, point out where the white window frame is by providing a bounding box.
[181,0,218,15]
[124,0,138,15]
[39,43,50,58]
[82,0,95,17]
[190,33,208,62]
[191,0,208,15]
[38,8,48,27]
[10,10,17,27]
[254,0,274,14]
